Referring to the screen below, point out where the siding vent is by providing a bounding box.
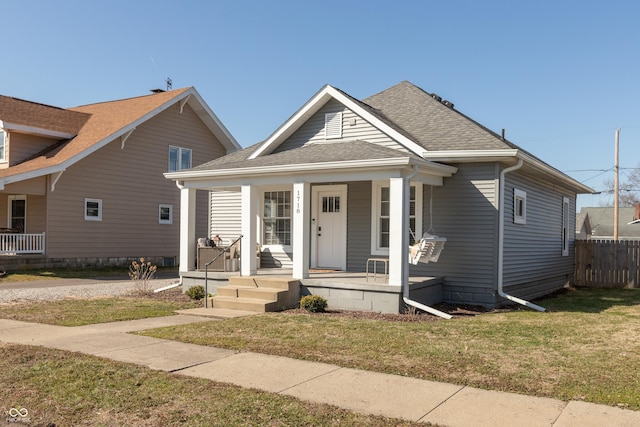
[324,112,343,139]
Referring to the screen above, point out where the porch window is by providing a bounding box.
[168,146,192,172]
[263,191,291,245]
[562,196,570,256]
[0,130,5,161]
[371,182,422,255]
[159,204,172,224]
[514,189,526,225]
[84,198,102,221]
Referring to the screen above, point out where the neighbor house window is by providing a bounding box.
[84,198,102,221]
[263,191,291,246]
[0,130,5,161]
[371,181,422,255]
[324,112,343,139]
[8,195,26,232]
[168,146,192,172]
[562,197,570,256]
[159,204,172,224]
[514,189,527,225]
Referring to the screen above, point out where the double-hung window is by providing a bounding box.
[562,197,570,256]
[371,181,422,255]
[168,146,192,172]
[85,198,102,221]
[263,191,291,246]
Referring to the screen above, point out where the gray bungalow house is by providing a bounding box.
[166,81,592,314]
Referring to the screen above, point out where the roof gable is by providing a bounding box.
[0,87,240,187]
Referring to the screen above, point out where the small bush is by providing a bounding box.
[186,285,206,300]
[300,295,328,313]
[128,257,157,294]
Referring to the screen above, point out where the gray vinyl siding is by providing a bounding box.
[412,163,500,305]
[44,103,225,260]
[275,99,407,153]
[346,181,372,271]
[502,170,576,300]
[209,190,242,242]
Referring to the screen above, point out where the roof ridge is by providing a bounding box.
[70,86,192,109]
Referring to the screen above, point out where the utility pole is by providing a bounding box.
[614,129,620,240]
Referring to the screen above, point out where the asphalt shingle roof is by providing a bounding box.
[0,95,89,135]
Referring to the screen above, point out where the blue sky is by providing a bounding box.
[2,0,639,210]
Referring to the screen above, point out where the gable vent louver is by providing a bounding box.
[324,112,343,139]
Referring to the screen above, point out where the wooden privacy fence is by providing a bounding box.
[575,239,640,288]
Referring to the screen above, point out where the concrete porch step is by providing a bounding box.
[212,276,301,313]
[212,296,281,313]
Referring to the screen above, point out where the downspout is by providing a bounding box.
[498,159,546,312]
[401,165,452,319]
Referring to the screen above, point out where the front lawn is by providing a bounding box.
[138,288,640,410]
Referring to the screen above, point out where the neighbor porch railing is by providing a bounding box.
[0,232,46,254]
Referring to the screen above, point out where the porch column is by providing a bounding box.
[179,186,196,273]
[292,181,310,279]
[388,177,409,287]
[240,184,258,276]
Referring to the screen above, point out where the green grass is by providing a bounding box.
[0,295,200,326]
[0,344,424,426]
[138,288,640,410]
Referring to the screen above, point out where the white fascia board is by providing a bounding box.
[186,89,241,152]
[0,121,76,139]
[425,149,593,194]
[0,164,66,187]
[249,85,427,160]
[166,157,456,182]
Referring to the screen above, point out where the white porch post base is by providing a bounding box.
[241,184,258,276]
[179,187,196,273]
[388,177,409,286]
[293,182,310,279]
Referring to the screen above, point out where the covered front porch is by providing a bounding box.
[180,268,444,314]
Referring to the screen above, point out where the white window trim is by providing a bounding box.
[168,145,192,172]
[513,188,527,225]
[0,130,6,162]
[7,195,26,232]
[159,204,173,224]
[261,185,293,251]
[562,196,570,256]
[324,112,343,139]
[84,198,102,221]
[370,180,422,256]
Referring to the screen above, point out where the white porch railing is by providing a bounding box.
[0,232,45,254]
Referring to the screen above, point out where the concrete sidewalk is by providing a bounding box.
[1,315,639,426]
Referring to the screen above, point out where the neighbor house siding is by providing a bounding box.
[6,133,59,167]
[275,99,407,153]
[44,103,224,261]
[502,169,576,300]
[411,163,500,306]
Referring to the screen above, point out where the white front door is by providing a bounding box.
[312,185,347,270]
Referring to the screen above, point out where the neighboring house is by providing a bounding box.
[575,211,592,240]
[166,81,592,312]
[579,205,640,240]
[0,87,239,269]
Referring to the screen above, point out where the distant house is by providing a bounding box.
[0,87,239,269]
[167,81,592,313]
[579,205,640,240]
[575,211,592,240]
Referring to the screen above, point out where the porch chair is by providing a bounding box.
[409,233,447,265]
